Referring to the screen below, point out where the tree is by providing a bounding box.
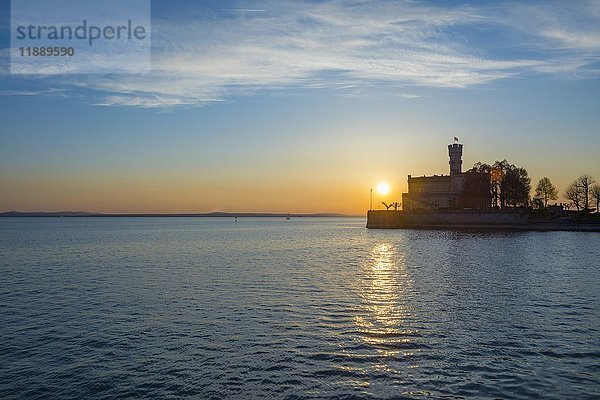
[534,177,558,207]
[494,159,512,208]
[576,175,595,212]
[565,182,584,211]
[531,197,544,210]
[472,162,497,207]
[592,184,600,213]
[504,166,531,207]
[472,160,530,208]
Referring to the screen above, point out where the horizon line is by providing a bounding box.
[0,210,363,218]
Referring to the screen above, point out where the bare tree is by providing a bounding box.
[535,177,558,207]
[592,184,600,213]
[381,202,401,210]
[565,182,583,211]
[576,175,596,212]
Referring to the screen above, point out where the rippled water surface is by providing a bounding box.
[1,217,599,399]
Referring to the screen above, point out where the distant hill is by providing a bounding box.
[0,211,101,217]
[0,211,359,218]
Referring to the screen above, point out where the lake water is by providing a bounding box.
[1,217,599,399]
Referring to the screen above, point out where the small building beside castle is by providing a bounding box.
[401,142,491,211]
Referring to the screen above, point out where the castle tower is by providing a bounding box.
[448,142,463,175]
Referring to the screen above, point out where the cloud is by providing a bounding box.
[5,0,600,107]
[95,95,224,108]
[0,88,66,96]
[397,93,422,100]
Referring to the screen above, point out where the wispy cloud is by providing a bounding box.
[221,9,266,13]
[500,0,600,51]
[0,88,66,96]
[5,0,600,107]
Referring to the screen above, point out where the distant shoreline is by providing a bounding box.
[0,211,361,218]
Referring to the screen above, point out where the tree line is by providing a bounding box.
[471,161,600,213]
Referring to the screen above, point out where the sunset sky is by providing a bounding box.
[1,0,599,214]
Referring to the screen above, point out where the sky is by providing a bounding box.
[0,0,599,214]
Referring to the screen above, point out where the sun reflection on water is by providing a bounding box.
[355,243,415,360]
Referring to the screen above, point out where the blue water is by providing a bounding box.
[1,217,599,399]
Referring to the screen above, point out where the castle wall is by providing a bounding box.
[403,174,469,210]
[367,210,528,229]
[366,210,600,231]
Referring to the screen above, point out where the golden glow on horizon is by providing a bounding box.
[377,182,390,195]
[0,130,595,214]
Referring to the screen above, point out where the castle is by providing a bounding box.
[368,141,600,231]
[401,142,491,211]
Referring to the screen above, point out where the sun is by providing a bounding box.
[376,182,390,195]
